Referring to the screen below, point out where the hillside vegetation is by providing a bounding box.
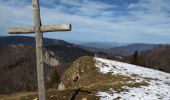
[126,45,170,73]
[0,44,93,94]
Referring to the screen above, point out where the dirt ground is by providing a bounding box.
[0,89,99,100]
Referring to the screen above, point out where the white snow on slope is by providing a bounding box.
[95,57,170,100]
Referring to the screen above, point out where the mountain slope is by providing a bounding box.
[96,58,170,100]
[60,56,170,100]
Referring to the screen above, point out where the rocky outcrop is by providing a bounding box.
[59,56,95,90]
[58,56,116,91]
[44,49,59,67]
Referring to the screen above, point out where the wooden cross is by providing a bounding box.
[8,0,71,100]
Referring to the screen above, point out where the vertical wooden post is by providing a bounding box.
[32,0,46,100]
[8,1,71,99]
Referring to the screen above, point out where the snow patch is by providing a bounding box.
[95,57,170,100]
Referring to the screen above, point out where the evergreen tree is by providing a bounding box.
[50,68,60,87]
[131,50,139,65]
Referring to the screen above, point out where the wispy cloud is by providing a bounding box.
[0,0,170,43]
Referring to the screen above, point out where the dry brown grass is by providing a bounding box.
[0,92,36,100]
[0,56,152,100]
[61,56,149,92]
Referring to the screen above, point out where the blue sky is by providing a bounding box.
[0,0,170,43]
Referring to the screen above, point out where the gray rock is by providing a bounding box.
[58,82,66,90]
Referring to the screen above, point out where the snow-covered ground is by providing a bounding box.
[95,57,170,100]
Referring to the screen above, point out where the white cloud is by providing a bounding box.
[125,0,170,36]
[0,0,170,43]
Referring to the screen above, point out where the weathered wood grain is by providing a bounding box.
[8,24,71,34]
[32,0,46,100]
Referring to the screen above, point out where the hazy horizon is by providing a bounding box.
[0,35,169,45]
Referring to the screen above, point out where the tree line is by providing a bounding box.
[128,45,170,73]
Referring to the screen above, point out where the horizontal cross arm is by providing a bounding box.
[8,24,71,34]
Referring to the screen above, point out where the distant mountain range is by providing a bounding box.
[0,36,158,56]
[78,43,157,56]
[77,42,128,49]
[109,43,157,55]
[72,41,158,55]
[0,36,71,46]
